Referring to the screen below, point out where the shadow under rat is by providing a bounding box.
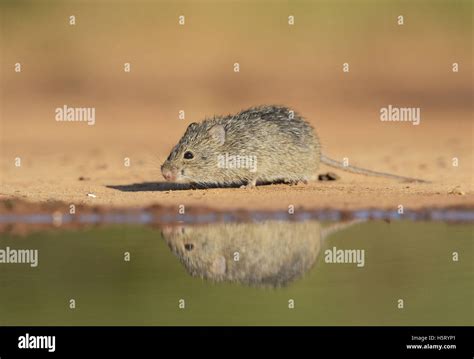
[105,179,320,192]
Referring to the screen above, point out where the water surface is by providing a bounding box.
[0,220,471,325]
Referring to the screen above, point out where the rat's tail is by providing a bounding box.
[320,154,429,183]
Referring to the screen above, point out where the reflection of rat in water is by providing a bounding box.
[161,220,361,288]
[161,105,427,187]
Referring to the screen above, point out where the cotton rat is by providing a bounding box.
[161,105,427,187]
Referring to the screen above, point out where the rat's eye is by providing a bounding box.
[184,243,194,251]
[184,151,194,160]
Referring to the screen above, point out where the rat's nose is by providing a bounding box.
[162,169,172,181]
[161,167,176,181]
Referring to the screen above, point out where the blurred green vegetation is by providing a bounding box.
[0,221,472,326]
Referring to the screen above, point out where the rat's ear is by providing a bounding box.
[209,124,225,145]
[210,255,226,276]
[184,122,199,133]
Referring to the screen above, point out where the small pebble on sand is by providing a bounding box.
[448,187,465,196]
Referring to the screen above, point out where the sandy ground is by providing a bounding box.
[1,2,471,213]
[1,102,472,212]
